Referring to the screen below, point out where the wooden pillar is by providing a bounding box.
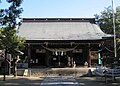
[87,43,91,67]
[69,51,73,67]
[28,44,31,67]
[45,51,50,67]
[88,49,91,67]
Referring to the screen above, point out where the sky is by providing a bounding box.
[0,0,120,18]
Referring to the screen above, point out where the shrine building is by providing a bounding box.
[18,18,113,68]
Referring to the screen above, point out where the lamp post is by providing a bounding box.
[112,0,117,58]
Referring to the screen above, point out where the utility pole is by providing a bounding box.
[112,0,117,58]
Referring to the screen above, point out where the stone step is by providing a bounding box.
[28,68,95,77]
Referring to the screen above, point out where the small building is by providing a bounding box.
[18,18,112,68]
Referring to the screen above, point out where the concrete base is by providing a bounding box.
[17,69,28,76]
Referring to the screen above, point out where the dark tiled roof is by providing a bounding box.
[18,18,112,40]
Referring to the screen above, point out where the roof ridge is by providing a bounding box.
[22,18,95,23]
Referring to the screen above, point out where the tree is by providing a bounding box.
[0,27,25,77]
[0,0,25,79]
[95,6,120,66]
[0,0,23,28]
[95,6,120,35]
[0,27,25,55]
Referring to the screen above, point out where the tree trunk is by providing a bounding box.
[13,59,17,77]
[3,50,7,81]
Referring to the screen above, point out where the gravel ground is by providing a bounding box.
[0,75,120,86]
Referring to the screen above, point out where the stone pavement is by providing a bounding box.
[40,76,80,86]
[1,75,120,86]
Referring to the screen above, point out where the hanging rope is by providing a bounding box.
[104,47,114,53]
[41,44,79,52]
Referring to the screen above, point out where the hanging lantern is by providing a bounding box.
[61,51,64,56]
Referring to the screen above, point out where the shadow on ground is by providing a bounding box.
[76,75,120,86]
[0,76,44,86]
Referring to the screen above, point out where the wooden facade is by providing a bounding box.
[18,18,113,68]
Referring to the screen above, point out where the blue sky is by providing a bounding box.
[0,0,120,18]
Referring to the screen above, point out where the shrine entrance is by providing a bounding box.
[27,42,100,68]
[50,55,68,67]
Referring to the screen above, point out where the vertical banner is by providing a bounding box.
[98,53,102,65]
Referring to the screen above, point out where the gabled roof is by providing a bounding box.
[18,18,112,40]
